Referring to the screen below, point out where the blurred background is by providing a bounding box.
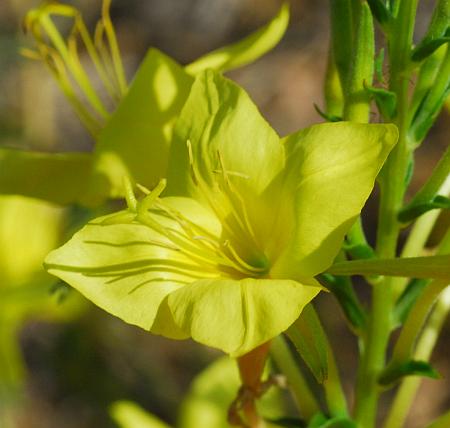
[0,0,449,427]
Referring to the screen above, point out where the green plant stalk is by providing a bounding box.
[323,337,349,417]
[343,2,375,123]
[324,48,344,117]
[308,306,349,416]
[270,336,320,419]
[408,46,446,126]
[393,230,450,362]
[287,306,348,417]
[392,176,450,296]
[0,316,24,428]
[383,285,450,428]
[354,1,418,426]
[391,279,447,363]
[329,0,354,93]
[403,143,450,209]
[409,46,450,144]
[383,229,450,425]
[343,1,375,274]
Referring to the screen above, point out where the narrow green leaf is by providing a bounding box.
[0,148,94,206]
[412,37,450,62]
[286,305,328,383]
[367,0,391,25]
[266,417,306,428]
[378,360,440,386]
[375,48,385,83]
[308,415,357,428]
[404,152,414,187]
[343,242,376,260]
[320,274,367,330]
[327,255,450,280]
[365,86,397,119]
[313,104,342,122]
[398,195,450,223]
[185,3,289,75]
[393,278,428,326]
[411,0,450,62]
[410,50,450,144]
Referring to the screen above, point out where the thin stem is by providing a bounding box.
[392,161,450,297]
[383,285,450,428]
[355,1,419,426]
[270,336,321,419]
[391,279,447,363]
[0,317,24,428]
[343,2,375,123]
[403,144,450,209]
[324,340,349,417]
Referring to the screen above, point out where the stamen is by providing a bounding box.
[123,176,138,212]
[23,0,128,137]
[186,140,198,185]
[216,150,259,246]
[223,240,267,274]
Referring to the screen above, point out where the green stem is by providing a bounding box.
[391,155,450,297]
[391,279,447,363]
[402,143,450,209]
[409,45,450,144]
[0,316,24,428]
[391,225,450,362]
[383,285,450,428]
[354,1,418,426]
[270,336,320,419]
[324,48,344,117]
[343,2,375,122]
[323,340,349,417]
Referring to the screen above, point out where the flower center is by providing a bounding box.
[119,142,270,280]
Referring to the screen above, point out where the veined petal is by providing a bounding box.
[44,196,222,339]
[92,49,194,198]
[167,277,321,356]
[167,69,284,199]
[271,122,398,278]
[167,70,284,254]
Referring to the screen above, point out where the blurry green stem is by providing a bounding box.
[270,336,320,419]
[393,230,450,362]
[0,317,24,428]
[384,229,450,427]
[383,285,450,428]
[391,279,447,363]
[323,338,349,417]
[402,144,450,210]
[392,176,450,296]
